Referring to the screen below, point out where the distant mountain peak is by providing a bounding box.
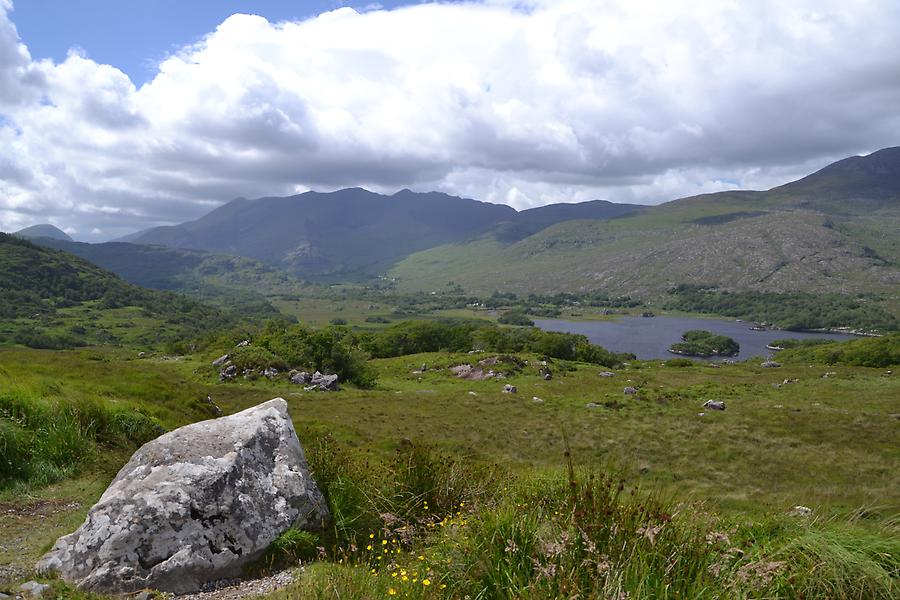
[816,146,900,177]
[14,224,73,242]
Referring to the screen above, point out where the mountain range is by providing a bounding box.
[10,146,900,301]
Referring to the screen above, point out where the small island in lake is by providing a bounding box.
[669,330,740,357]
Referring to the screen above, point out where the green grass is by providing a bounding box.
[1,345,897,597]
[0,347,215,490]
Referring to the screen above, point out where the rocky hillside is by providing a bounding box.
[392,147,900,297]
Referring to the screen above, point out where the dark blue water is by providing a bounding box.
[533,316,857,361]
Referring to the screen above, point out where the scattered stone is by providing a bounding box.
[502,384,518,394]
[263,367,279,379]
[790,505,813,517]
[599,371,616,377]
[420,363,427,372]
[451,364,491,380]
[585,402,599,409]
[698,412,706,417]
[19,581,50,598]
[35,399,329,594]
[468,391,477,396]
[308,371,339,391]
[137,352,146,359]
[219,364,237,381]
[821,372,837,378]
[761,361,781,368]
[236,340,250,347]
[133,592,152,600]
[885,370,893,376]
[702,400,726,411]
[212,354,230,367]
[623,386,637,395]
[290,371,311,385]
[707,363,721,368]
[889,413,900,420]
[540,368,552,380]
[532,396,544,404]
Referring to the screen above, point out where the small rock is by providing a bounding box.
[585,402,599,409]
[599,371,616,377]
[532,396,544,403]
[263,367,279,379]
[468,391,477,396]
[219,364,237,381]
[0,592,11,599]
[237,339,250,347]
[540,369,552,380]
[502,384,517,394]
[761,360,781,368]
[212,354,230,367]
[137,352,146,359]
[698,412,706,416]
[623,386,637,395]
[702,400,726,411]
[790,505,813,517]
[420,363,427,372]
[133,592,152,600]
[310,371,339,391]
[19,582,50,598]
[290,371,311,385]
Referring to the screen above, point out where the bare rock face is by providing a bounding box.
[36,398,329,594]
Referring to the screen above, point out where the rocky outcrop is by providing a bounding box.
[36,398,329,594]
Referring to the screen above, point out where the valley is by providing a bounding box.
[1,149,899,599]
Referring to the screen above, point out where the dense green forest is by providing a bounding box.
[663,285,897,331]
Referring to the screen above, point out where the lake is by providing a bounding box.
[532,316,858,361]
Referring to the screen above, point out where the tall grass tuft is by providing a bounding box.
[0,388,165,489]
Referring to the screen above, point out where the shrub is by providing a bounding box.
[665,357,695,367]
[229,346,286,372]
[498,310,534,326]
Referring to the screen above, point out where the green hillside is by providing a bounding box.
[0,233,235,349]
[33,238,299,314]
[391,148,900,301]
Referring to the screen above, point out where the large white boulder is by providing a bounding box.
[36,398,329,594]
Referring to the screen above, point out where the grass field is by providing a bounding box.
[1,343,897,597]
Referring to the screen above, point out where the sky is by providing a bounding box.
[1,0,900,241]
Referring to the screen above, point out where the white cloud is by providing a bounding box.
[1,0,899,239]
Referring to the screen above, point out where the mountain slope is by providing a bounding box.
[13,224,73,241]
[391,148,900,297]
[127,188,519,279]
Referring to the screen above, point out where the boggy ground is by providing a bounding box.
[0,347,897,598]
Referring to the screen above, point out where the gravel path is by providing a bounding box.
[173,569,298,600]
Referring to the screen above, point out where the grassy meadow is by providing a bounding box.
[1,339,897,598]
